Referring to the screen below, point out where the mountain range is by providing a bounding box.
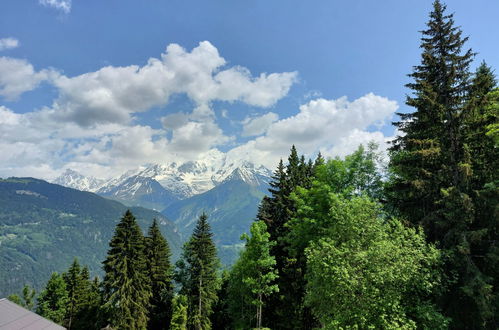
[53,154,273,264]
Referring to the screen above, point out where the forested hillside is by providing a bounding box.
[0,178,181,297]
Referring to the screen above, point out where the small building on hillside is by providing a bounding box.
[0,298,66,330]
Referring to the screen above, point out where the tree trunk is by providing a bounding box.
[257,293,262,329]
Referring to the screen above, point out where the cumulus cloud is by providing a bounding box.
[0,39,398,180]
[241,112,279,137]
[0,57,58,100]
[228,93,398,168]
[39,0,71,13]
[50,41,297,127]
[0,38,19,51]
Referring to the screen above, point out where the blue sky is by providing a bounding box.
[1,0,498,179]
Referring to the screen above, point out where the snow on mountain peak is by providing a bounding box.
[52,169,105,192]
[53,154,271,199]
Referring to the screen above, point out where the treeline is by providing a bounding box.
[8,1,498,329]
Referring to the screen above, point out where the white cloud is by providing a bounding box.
[0,57,58,100]
[39,0,71,13]
[49,41,297,127]
[0,40,398,181]
[241,112,279,137]
[228,93,398,168]
[0,38,19,51]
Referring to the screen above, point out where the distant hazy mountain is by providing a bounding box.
[162,167,270,265]
[0,177,181,297]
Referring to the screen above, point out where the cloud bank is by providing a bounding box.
[0,41,397,180]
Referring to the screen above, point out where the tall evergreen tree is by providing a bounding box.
[388,1,497,327]
[102,210,151,330]
[388,0,474,237]
[145,219,174,330]
[175,213,219,330]
[37,272,69,325]
[63,258,85,330]
[258,146,317,329]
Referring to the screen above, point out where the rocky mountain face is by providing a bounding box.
[53,168,105,192]
[53,152,272,205]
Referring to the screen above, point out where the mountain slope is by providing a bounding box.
[52,168,105,192]
[162,170,268,265]
[97,175,179,211]
[53,150,273,204]
[0,178,181,297]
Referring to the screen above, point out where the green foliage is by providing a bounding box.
[163,178,267,266]
[387,1,499,327]
[170,295,188,330]
[7,294,23,306]
[228,221,278,329]
[210,271,231,330]
[61,259,103,330]
[0,177,181,297]
[102,210,151,330]
[37,272,69,325]
[146,219,174,330]
[303,196,447,329]
[8,284,36,311]
[257,146,318,329]
[175,213,219,330]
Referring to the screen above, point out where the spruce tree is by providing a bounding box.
[37,272,69,325]
[102,210,151,330]
[388,0,474,238]
[258,146,317,329]
[388,1,497,327]
[175,213,219,330]
[145,219,174,330]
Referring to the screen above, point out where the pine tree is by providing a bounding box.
[175,213,219,330]
[387,1,497,327]
[102,210,151,330]
[145,219,174,330]
[37,272,69,325]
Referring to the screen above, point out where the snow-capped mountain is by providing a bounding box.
[98,175,178,211]
[52,169,105,192]
[53,151,273,201]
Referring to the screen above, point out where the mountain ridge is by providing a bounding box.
[0,177,181,297]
